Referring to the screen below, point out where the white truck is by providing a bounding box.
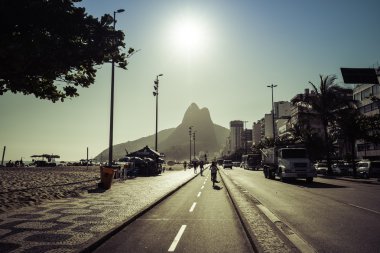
[261,147,316,183]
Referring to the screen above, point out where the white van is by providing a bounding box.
[356,160,380,178]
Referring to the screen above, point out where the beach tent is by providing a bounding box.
[126,146,162,160]
[124,146,163,175]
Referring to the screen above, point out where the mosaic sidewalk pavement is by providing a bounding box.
[0,170,197,253]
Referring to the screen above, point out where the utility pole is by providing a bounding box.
[86,147,89,170]
[153,74,163,152]
[193,131,196,160]
[1,146,6,166]
[189,126,193,163]
[108,9,125,167]
[267,84,277,144]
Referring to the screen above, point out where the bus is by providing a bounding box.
[241,154,261,170]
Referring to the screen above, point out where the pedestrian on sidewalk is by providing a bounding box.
[200,160,204,176]
[183,161,187,171]
[193,160,197,174]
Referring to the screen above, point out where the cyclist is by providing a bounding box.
[210,161,218,187]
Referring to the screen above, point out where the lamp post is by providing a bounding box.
[108,8,125,167]
[267,84,277,144]
[189,126,193,163]
[193,131,196,160]
[153,74,163,152]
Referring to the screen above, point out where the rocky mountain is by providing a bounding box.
[95,103,230,161]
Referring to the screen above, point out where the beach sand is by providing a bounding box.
[0,166,100,213]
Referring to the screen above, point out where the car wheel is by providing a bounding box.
[306,177,313,183]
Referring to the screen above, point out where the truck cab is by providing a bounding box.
[262,147,316,183]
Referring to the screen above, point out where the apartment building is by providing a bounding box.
[230,120,244,152]
[353,75,380,159]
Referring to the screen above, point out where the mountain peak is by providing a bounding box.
[182,103,200,124]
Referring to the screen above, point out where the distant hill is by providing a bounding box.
[95,103,230,162]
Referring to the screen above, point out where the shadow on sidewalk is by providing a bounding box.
[88,187,107,194]
[213,185,223,190]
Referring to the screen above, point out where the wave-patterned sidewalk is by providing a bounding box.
[0,168,197,253]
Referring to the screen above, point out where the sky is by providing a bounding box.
[1,0,380,162]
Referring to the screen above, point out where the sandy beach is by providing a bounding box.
[0,166,100,213]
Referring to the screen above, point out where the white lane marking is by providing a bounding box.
[189,202,197,212]
[348,203,380,215]
[168,225,187,252]
[197,192,201,198]
[201,185,204,189]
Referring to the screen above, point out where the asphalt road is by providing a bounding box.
[223,166,380,253]
[93,167,254,253]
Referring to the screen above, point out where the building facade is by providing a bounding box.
[264,114,274,139]
[353,72,380,159]
[274,101,291,118]
[230,120,244,153]
[252,119,263,145]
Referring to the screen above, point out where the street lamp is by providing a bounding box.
[193,131,197,160]
[189,126,193,163]
[108,8,125,167]
[267,84,277,144]
[153,74,163,152]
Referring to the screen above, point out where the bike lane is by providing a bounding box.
[93,169,254,253]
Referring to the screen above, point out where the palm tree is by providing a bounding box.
[294,75,352,174]
[334,107,367,177]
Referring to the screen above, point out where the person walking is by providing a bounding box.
[210,161,218,187]
[200,160,204,176]
[193,160,197,174]
[183,161,187,171]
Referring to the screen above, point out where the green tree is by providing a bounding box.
[333,107,367,176]
[287,122,325,162]
[0,0,134,102]
[293,75,352,174]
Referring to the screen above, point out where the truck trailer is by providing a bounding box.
[261,147,316,182]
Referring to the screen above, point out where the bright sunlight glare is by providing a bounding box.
[168,15,209,55]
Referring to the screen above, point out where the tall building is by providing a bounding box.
[230,120,244,152]
[242,129,253,152]
[264,114,274,139]
[290,89,324,137]
[353,70,380,159]
[252,119,263,145]
[274,101,291,118]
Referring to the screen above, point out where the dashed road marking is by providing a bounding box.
[201,185,204,189]
[168,225,187,252]
[348,203,380,215]
[189,202,197,212]
[197,192,201,198]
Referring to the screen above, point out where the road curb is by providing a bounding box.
[219,168,304,253]
[318,175,380,185]
[218,169,262,253]
[79,172,199,253]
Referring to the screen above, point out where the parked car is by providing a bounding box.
[232,161,240,167]
[356,160,380,179]
[314,162,328,175]
[222,160,233,169]
[332,162,351,176]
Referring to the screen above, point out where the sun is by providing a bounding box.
[169,15,208,55]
